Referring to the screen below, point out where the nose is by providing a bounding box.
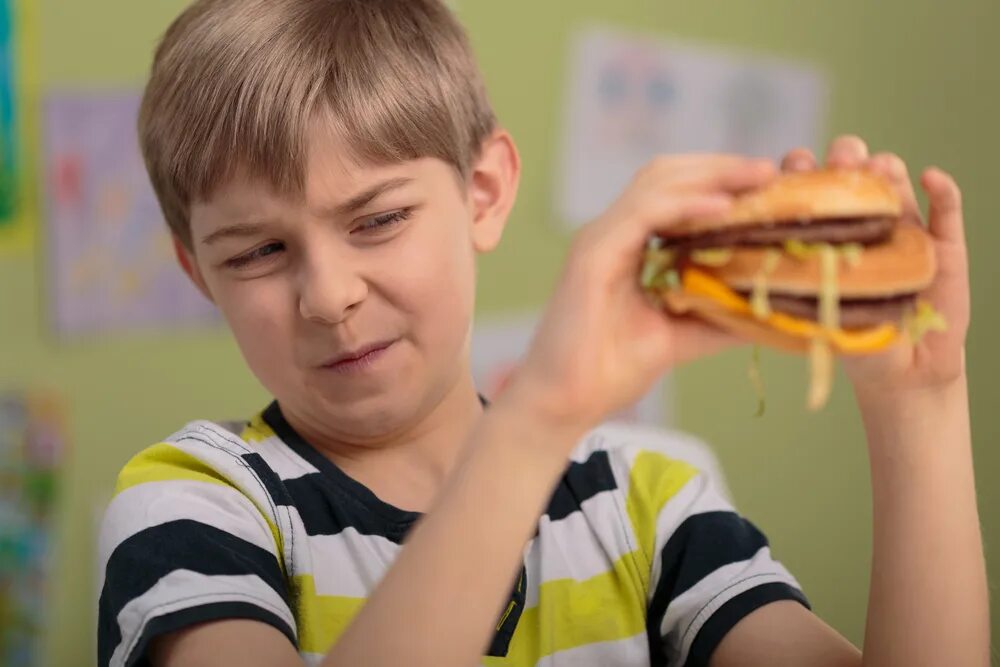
[297,245,368,325]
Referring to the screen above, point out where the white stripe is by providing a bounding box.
[297,526,400,597]
[109,570,295,667]
[302,652,324,666]
[98,479,279,592]
[525,489,632,608]
[176,421,255,456]
[246,435,320,482]
[647,475,734,599]
[534,633,650,666]
[659,546,801,665]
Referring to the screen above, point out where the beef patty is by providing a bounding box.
[735,291,917,329]
[659,217,894,251]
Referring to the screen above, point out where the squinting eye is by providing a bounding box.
[356,208,412,234]
[225,242,285,269]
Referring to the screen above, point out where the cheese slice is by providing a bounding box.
[681,268,898,354]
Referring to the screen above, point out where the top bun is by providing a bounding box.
[661,169,903,238]
[702,223,937,298]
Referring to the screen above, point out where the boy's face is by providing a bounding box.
[181,124,518,440]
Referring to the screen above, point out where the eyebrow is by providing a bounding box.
[200,221,268,247]
[323,176,415,217]
[199,177,415,246]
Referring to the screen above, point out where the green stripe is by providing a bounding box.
[483,554,647,665]
[625,450,699,597]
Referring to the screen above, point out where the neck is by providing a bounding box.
[282,370,485,512]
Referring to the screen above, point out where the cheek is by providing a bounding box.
[387,219,477,350]
[216,280,297,379]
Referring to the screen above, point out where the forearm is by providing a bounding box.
[321,383,587,667]
[857,376,988,666]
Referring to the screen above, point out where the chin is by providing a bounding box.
[307,384,421,441]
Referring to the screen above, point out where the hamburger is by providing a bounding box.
[640,168,946,410]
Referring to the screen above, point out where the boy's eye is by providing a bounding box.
[224,242,285,269]
[355,208,412,234]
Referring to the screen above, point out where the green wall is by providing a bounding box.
[6,1,996,664]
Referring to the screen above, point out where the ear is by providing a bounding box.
[468,129,521,254]
[172,235,214,303]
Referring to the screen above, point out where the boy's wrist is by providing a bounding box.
[854,373,967,420]
[855,374,970,461]
[490,375,594,463]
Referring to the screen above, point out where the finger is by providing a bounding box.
[582,191,734,267]
[710,158,778,192]
[630,154,776,192]
[826,135,869,168]
[922,167,965,246]
[596,160,778,261]
[868,152,920,220]
[632,193,735,241]
[648,153,767,172]
[666,158,777,194]
[781,147,817,172]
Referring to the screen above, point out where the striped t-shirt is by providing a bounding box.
[98,401,807,667]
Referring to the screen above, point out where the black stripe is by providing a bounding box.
[264,402,619,535]
[242,451,296,506]
[118,601,297,667]
[486,566,528,657]
[99,520,290,667]
[543,450,618,522]
[282,472,416,543]
[263,402,340,478]
[270,418,617,538]
[646,511,770,666]
[683,582,810,667]
[263,401,421,532]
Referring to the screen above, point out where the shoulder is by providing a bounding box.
[111,419,271,498]
[99,419,286,568]
[97,419,299,666]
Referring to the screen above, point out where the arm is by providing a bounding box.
[711,137,988,667]
[711,380,985,667]
[859,379,986,666]
[711,381,984,667]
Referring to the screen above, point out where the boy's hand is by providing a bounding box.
[508,156,777,432]
[781,136,970,402]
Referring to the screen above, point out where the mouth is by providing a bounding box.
[320,339,397,373]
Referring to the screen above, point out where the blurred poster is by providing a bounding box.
[0,391,68,667]
[43,93,219,337]
[557,27,827,229]
[471,312,672,426]
[0,0,37,254]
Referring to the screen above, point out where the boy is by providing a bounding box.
[98,0,988,665]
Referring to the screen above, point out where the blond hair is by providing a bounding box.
[139,0,497,248]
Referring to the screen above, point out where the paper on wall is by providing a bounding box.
[43,93,219,337]
[557,27,827,229]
